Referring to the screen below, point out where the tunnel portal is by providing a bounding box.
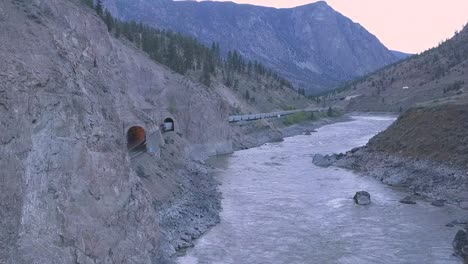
[127,126,146,152]
[163,118,175,132]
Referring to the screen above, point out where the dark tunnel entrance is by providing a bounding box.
[163,118,175,133]
[127,126,147,152]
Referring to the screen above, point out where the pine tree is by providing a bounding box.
[201,61,211,87]
[95,0,103,17]
[167,38,178,70]
[327,107,333,117]
[81,0,93,8]
[87,5,301,97]
[211,42,217,54]
[244,90,250,100]
[114,22,121,38]
[104,10,113,32]
[247,61,252,76]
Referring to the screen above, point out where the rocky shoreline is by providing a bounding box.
[155,161,222,263]
[312,106,468,262]
[313,148,468,204]
[313,148,468,262]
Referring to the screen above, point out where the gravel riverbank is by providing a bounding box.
[155,161,222,263]
[315,105,468,204]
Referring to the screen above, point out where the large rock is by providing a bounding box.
[312,154,335,167]
[431,199,446,207]
[399,196,417,204]
[353,191,371,205]
[453,229,468,258]
[459,201,468,210]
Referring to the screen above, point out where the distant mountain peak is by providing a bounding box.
[105,0,398,94]
[308,1,330,7]
[293,1,333,11]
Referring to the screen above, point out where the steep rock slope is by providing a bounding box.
[103,0,398,94]
[331,24,468,112]
[0,0,241,262]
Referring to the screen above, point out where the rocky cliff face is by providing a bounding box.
[103,0,399,94]
[0,0,238,262]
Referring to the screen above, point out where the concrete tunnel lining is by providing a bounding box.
[163,118,175,132]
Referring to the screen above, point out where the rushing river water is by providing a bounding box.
[178,116,466,264]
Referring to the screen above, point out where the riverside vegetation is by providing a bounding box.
[282,107,341,126]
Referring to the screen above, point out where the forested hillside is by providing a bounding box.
[102,0,400,94]
[82,0,310,113]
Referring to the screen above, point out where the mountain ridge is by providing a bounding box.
[329,23,468,112]
[103,0,400,94]
[391,50,413,60]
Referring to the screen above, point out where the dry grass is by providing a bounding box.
[367,104,468,169]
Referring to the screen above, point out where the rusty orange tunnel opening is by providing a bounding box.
[127,126,146,151]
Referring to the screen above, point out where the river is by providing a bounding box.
[178,115,466,264]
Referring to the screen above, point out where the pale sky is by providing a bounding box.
[198,0,468,54]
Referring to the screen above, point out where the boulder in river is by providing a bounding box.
[304,130,312,135]
[431,199,446,207]
[453,229,468,258]
[312,154,335,167]
[459,201,468,210]
[399,196,417,204]
[353,191,371,205]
